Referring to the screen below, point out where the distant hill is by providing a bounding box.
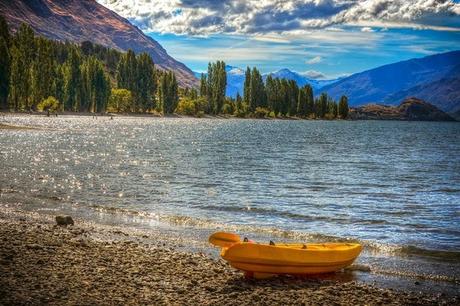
[321,50,460,111]
[349,97,456,121]
[0,0,198,88]
[384,65,460,113]
[452,110,460,121]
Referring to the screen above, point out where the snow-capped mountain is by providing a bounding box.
[194,66,341,98]
[264,69,342,91]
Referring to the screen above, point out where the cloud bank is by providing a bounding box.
[98,0,460,35]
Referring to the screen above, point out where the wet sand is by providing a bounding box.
[0,210,457,305]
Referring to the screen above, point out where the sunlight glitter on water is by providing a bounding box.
[1,114,460,288]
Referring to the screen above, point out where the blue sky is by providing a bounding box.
[98,0,460,79]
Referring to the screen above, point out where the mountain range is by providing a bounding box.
[195,50,460,114]
[0,0,198,88]
[194,66,343,98]
[321,50,460,113]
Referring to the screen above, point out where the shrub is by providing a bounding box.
[222,103,234,115]
[108,89,133,113]
[37,96,60,113]
[253,107,270,118]
[176,97,208,117]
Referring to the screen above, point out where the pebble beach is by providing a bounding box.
[0,209,457,306]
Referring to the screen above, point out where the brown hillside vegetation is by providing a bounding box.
[349,97,456,121]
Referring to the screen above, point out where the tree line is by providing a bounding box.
[180,65,348,119]
[0,16,348,119]
[0,17,178,114]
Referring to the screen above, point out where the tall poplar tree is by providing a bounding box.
[249,67,265,112]
[136,53,156,112]
[160,71,178,114]
[63,48,82,111]
[15,23,35,110]
[243,67,251,106]
[0,37,9,110]
[200,73,207,97]
[0,16,10,110]
[31,37,55,109]
[338,95,349,119]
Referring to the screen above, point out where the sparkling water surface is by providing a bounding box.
[1,115,460,285]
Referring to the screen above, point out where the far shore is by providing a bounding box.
[0,208,458,305]
[0,110,321,120]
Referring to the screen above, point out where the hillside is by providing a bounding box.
[384,65,460,113]
[349,98,456,121]
[321,51,460,111]
[0,0,198,88]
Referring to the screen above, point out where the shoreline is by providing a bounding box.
[0,209,457,305]
[1,111,458,123]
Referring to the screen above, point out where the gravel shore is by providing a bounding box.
[0,210,457,305]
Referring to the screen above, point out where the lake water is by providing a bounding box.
[1,115,459,292]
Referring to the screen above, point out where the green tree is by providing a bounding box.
[266,75,278,116]
[8,45,20,111]
[200,73,207,97]
[327,96,338,119]
[81,56,111,113]
[160,71,178,114]
[116,50,155,112]
[249,67,266,112]
[14,23,35,110]
[316,93,328,118]
[52,65,65,109]
[338,95,349,119]
[0,37,9,110]
[37,96,60,113]
[243,67,251,106]
[279,79,289,116]
[136,53,156,112]
[108,88,133,113]
[287,80,298,116]
[297,86,307,117]
[116,49,138,110]
[306,84,314,117]
[0,15,11,46]
[0,16,10,110]
[31,37,55,110]
[63,48,82,111]
[204,61,226,114]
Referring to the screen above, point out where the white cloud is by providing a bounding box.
[97,0,460,36]
[306,56,323,64]
[302,70,325,79]
[361,27,374,32]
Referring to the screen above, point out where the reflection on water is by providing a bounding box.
[1,115,460,290]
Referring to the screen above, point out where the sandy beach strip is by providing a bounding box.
[0,210,457,305]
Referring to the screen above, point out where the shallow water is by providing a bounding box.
[1,115,460,291]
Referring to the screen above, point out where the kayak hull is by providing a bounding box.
[229,258,357,275]
[221,242,362,278]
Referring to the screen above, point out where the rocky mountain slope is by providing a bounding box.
[384,65,460,113]
[321,50,460,111]
[0,0,198,88]
[349,97,456,121]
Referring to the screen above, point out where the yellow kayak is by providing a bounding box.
[209,232,362,279]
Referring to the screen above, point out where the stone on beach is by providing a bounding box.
[55,215,74,226]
